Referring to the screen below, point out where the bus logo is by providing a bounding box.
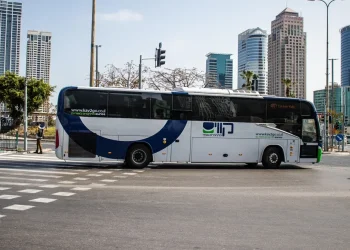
[203,122,234,137]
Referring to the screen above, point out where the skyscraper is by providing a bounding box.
[268,8,307,98]
[341,25,350,87]
[238,28,268,94]
[26,30,52,121]
[0,1,22,76]
[26,30,52,84]
[205,53,233,89]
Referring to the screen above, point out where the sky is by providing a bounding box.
[18,0,350,103]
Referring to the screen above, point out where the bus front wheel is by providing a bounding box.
[262,147,282,168]
[126,144,151,169]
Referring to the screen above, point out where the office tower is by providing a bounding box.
[26,30,52,122]
[0,1,22,75]
[205,53,233,89]
[238,28,268,94]
[313,84,342,114]
[268,8,306,98]
[341,25,350,87]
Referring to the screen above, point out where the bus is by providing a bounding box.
[55,86,322,168]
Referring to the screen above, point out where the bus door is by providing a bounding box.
[300,119,318,160]
[63,129,101,162]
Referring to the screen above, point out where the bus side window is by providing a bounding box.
[151,94,172,120]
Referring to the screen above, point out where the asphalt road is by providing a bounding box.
[0,153,349,250]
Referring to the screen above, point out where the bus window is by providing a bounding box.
[151,94,172,119]
[231,98,266,123]
[172,95,192,120]
[192,96,236,121]
[302,119,317,142]
[64,90,107,117]
[108,93,151,119]
[301,101,314,117]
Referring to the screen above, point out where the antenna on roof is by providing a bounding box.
[286,0,288,7]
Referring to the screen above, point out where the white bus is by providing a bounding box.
[55,86,322,168]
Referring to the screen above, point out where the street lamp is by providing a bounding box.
[308,0,337,152]
[95,45,101,87]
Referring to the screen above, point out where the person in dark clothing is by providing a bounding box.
[35,125,44,154]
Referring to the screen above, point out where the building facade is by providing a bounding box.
[205,53,233,89]
[26,30,52,122]
[268,8,306,98]
[341,25,350,87]
[343,86,350,126]
[0,1,21,76]
[313,84,342,114]
[238,28,268,94]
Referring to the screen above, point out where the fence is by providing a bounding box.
[0,117,18,151]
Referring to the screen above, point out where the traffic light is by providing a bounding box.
[156,43,166,67]
[335,121,340,130]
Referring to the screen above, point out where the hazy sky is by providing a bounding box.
[18,0,350,103]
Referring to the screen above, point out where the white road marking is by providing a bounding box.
[86,174,102,177]
[3,204,35,211]
[0,187,11,191]
[58,181,76,184]
[0,176,48,182]
[40,184,59,188]
[123,173,137,176]
[73,177,89,181]
[0,171,62,179]
[0,214,5,218]
[0,182,29,186]
[0,194,20,199]
[52,192,75,197]
[115,169,122,171]
[113,176,127,178]
[0,168,77,175]
[71,187,91,191]
[18,189,42,194]
[98,171,112,174]
[74,170,88,172]
[132,170,145,173]
[89,183,106,186]
[30,198,57,203]
[100,179,117,183]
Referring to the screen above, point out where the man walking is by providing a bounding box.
[35,124,44,154]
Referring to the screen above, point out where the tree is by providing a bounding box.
[240,70,255,90]
[281,78,295,97]
[99,62,148,89]
[0,72,54,127]
[147,67,219,91]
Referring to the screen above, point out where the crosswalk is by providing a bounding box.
[0,152,151,220]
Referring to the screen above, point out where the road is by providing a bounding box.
[0,152,349,250]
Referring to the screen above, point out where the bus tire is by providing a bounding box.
[262,147,282,168]
[125,144,151,169]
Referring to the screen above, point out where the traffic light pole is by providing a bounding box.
[138,55,156,89]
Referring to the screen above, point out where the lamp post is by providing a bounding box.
[308,0,337,152]
[95,45,101,87]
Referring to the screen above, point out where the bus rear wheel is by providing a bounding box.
[262,147,282,168]
[126,144,151,169]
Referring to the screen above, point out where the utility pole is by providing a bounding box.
[89,0,96,87]
[342,88,346,152]
[329,58,338,149]
[95,45,101,87]
[24,78,28,152]
[139,55,142,89]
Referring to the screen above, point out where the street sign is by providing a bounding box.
[336,134,344,142]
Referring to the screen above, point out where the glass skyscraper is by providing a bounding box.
[313,84,342,114]
[238,28,268,94]
[341,25,350,87]
[205,53,233,89]
[0,1,22,76]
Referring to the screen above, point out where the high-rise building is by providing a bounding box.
[238,28,268,94]
[205,53,233,89]
[26,30,52,122]
[343,86,350,126]
[268,8,306,98]
[313,84,342,114]
[341,25,350,87]
[0,1,22,76]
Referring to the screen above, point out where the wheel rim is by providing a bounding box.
[269,153,278,164]
[132,149,147,165]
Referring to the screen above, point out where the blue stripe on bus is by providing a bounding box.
[57,87,187,159]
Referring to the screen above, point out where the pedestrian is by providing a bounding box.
[35,124,44,154]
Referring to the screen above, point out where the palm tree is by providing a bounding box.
[240,70,254,90]
[282,78,293,97]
